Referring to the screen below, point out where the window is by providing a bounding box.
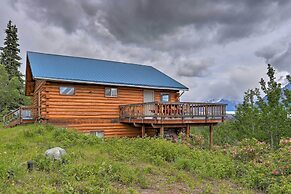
[161,93,170,102]
[90,131,104,138]
[105,87,117,97]
[60,87,75,95]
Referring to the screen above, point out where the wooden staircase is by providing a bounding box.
[3,106,39,128]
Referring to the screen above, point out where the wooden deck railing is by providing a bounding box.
[120,102,226,121]
[3,106,39,127]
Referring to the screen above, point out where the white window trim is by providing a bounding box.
[161,93,170,102]
[105,87,118,97]
[59,86,75,95]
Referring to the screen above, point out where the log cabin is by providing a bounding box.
[3,51,226,142]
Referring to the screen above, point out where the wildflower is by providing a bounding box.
[272,170,280,176]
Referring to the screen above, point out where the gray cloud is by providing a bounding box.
[22,0,85,33]
[1,0,291,102]
[255,46,281,62]
[271,43,291,71]
[177,58,213,77]
[11,0,291,46]
[100,0,290,44]
[255,37,291,72]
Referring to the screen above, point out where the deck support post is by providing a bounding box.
[186,124,190,138]
[141,125,145,138]
[160,126,164,138]
[209,124,213,149]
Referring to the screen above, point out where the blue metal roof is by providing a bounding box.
[27,51,188,90]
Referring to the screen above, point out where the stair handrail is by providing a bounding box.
[3,107,21,126]
[3,106,40,127]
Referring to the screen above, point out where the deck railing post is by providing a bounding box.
[205,105,208,120]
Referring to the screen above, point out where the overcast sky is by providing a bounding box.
[0,0,290,101]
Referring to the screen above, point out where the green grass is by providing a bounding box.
[0,124,287,193]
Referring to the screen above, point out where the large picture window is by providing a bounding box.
[60,87,75,95]
[105,87,117,97]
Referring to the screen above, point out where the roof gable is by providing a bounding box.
[26,51,188,91]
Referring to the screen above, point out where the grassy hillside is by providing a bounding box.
[0,124,289,193]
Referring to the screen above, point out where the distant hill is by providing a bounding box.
[207,99,240,112]
[283,83,291,90]
[207,83,290,112]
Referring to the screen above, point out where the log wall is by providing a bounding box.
[33,80,179,137]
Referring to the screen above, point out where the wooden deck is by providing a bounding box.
[120,102,226,146]
[119,102,226,125]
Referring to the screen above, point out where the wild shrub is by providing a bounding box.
[61,160,149,189]
[147,139,184,162]
[23,128,35,138]
[191,123,241,146]
[23,124,46,138]
[224,137,291,193]
[272,138,291,177]
[231,138,270,163]
[267,176,291,193]
[33,154,70,172]
[175,158,192,171]
[189,134,205,148]
[214,121,241,145]
[189,150,235,179]
[52,127,101,147]
[103,137,191,164]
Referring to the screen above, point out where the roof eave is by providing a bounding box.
[33,77,189,91]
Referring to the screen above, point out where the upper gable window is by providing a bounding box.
[60,86,75,95]
[161,93,170,102]
[105,87,117,97]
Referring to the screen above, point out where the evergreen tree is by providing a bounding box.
[256,64,290,148]
[0,20,30,108]
[282,75,291,115]
[234,64,290,148]
[0,20,22,81]
[235,88,262,138]
[0,64,21,119]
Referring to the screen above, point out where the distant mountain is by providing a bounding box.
[283,83,291,90]
[207,99,240,112]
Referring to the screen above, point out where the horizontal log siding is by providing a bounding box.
[38,81,178,137]
[154,90,179,102]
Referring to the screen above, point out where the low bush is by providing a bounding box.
[224,138,291,193]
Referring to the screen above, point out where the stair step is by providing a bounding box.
[6,120,20,128]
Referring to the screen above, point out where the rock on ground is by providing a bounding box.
[45,147,66,160]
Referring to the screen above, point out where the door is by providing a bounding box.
[144,90,154,116]
[144,90,154,103]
